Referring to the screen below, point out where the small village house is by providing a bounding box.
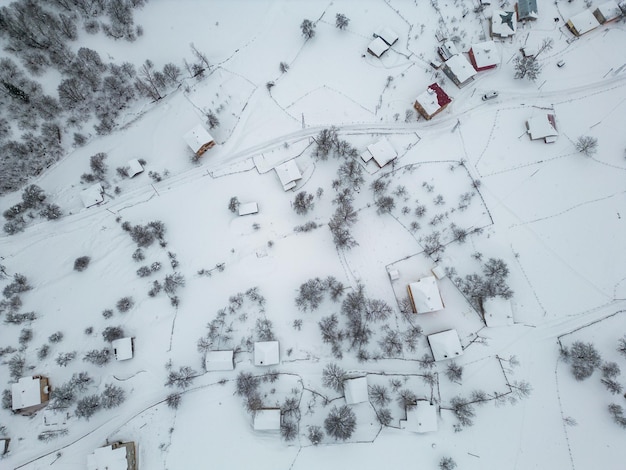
[80,182,104,208]
[205,350,235,371]
[87,441,136,470]
[183,124,215,157]
[12,375,50,414]
[593,1,622,23]
[491,10,517,38]
[400,400,438,433]
[361,137,397,167]
[442,54,477,88]
[413,83,451,120]
[427,329,463,361]
[516,0,538,21]
[526,113,558,143]
[254,341,280,366]
[374,27,399,46]
[112,337,134,361]
[483,297,514,328]
[126,159,144,178]
[253,408,281,431]
[367,37,390,58]
[468,41,499,71]
[238,202,259,216]
[344,377,369,405]
[407,275,445,314]
[567,10,600,36]
[274,160,302,191]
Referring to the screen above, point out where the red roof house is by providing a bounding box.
[414,83,452,120]
[468,41,499,71]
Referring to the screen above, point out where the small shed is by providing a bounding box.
[438,40,459,60]
[567,10,600,36]
[516,0,538,21]
[238,202,259,216]
[593,1,622,23]
[254,341,280,366]
[526,113,558,143]
[12,375,50,413]
[442,54,477,88]
[80,183,104,208]
[401,401,438,433]
[344,377,369,405]
[414,83,452,120]
[367,37,390,58]
[468,41,499,71]
[87,442,136,470]
[274,160,302,191]
[127,159,144,178]
[427,329,463,361]
[112,337,134,361]
[253,409,281,431]
[375,27,399,46]
[183,124,215,157]
[483,297,514,327]
[365,137,397,167]
[407,276,444,314]
[431,264,446,280]
[205,350,235,371]
[491,10,517,38]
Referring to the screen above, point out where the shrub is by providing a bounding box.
[101,383,125,408]
[281,421,298,441]
[440,457,457,470]
[48,331,64,343]
[116,296,134,313]
[37,344,50,360]
[8,354,25,380]
[83,348,111,366]
[102,309,114,319]
[102,326,125,342]
[132,248,145,262]
[166,393,181,409]
[3,274,31,298]
[445,362,464,382]
[228,197,240,213]
[75,394,101,419]
[56,351,77,367]
[39,203,62,220]
[74,256,91,272]
[308,425,324,445]
[70,372,93,392]
[136,266,152,277]
[50,383,75,409]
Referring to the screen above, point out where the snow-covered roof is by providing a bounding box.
[526,113,558,141]
[470,41,499,69]
[238,202,259,216]
[254,341,280,366]
[402,401,438,433]
[183,124,214,153]
[112,337,133,361]
[205,350,234,371]
[367,37,390,58]
[415,83,451,117]
[253,409,281,430]
[438,40,460,60]
[431,264,446,280]
[517,0,538,20]
[127,159,144,178]
[408,276,444,313]
[491,10,517,37]
[427,329,463,361]
[568,9,600,35]
[344,377,369,405]
[484,297,514,327]
[594,1,621,22]
[375,27,399,46]
[274,160,302,191]
[12,376,46,411]
[367,137,397,167]
[80,183,104,208]
[444,54,477,85]
[87,445,129,470]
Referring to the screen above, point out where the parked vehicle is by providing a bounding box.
[482,91,498,101]
[557,60,565,68]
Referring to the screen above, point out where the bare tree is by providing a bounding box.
[575,136,598,156]
[513,55,541,80]
[335,13,350,30]
[322,363,347,393]
[301,19,316,40]
[324,405,356,440]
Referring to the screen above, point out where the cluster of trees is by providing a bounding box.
[454,258,513,318]
[2,184,62,234]
[300,13,349,40]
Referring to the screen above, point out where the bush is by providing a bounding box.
[166,393,181,409]
[48,331,64,343]
[75,394,101,419]
[281,421,298,441]
[3,274,31,298]
[565,341,602,381]
[116,296,134,313]
[56,351,77,367]
[136,266,152,277]
[324,405,356,440]
[307,425,324,445]
[300,19,316,39]
[102,309,114,319]
[37,344,50,360]
[335,13,349,29]
[102,326,125,342]
[228,197,240,213]
[83,348,111,366]
[2,389,12,410]
[446,362,464,382]
[101,383,125,409]
[8,354,25,380]
[39,203,62,220]
[440,457,457,470]
[132,248,145,262]
[70,372,93,392]
[73,256,91,272]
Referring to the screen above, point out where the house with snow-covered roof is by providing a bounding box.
[87,441,136,470]
[127,159,144,178]
[254,341,280,366]
[81,182,104,208]
[407,275,444,314]
[344,377,369,405]
[427,329,463,361]
[414,83,451,120]
[593,1,622,23]
[468,41,499,71]
[442,54,476,88]
[205,350,235,371]
[567,10,600,36]
[238,202,259,216]
[483,297,514,327]
[253,408,281,431]
[438,40,459,61]
[375,27,399,46]
[112,337,134,361]
[400,400,438,433]
[12,375,50,414]
[274,160,302,191]
[491,10,517,38]
[367,37,390,58]
[526,113,558,143]
[183,124,215,157]
[516,0,538,21]
[362,137,397,167]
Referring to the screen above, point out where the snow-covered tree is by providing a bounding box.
[335,13,350,30]
[575,135,598,156]
[300,19,316,39]
[324,405,356,440]
[293,191,315,215]
[513,55,541,80]
[322,363,346,393]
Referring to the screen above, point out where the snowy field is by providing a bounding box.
[1,1,626,470]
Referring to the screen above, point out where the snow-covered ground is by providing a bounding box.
[2,1,626,469]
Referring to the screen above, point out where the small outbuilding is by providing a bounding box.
[12,375,50,414]
[468,41,499,71]
[254,408,281,431]
[593,1,622,23]
[80,183,104,208]
[374,27,399,46]
[254,341,280,366]
[344,377,369,405]
[183,124,215,157]
[274,160,302,191]
[367,37,390,58]
[363,137,397,167]
[526,113,558,143]
[205,350,235,371]
[516,0,538,21]
[438,40,460,61]
[238,202,259,216]
[401,400,438,433]
[87,441,136,470]
[442,54,477,88]
[491,10,517,38]
[407,276,444,314]
[483,297,514,327]
[567,10,600,36]
[427,329,463,361]
[414,83,452,120]
[112,337,134,361]
[127,159,144,178]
